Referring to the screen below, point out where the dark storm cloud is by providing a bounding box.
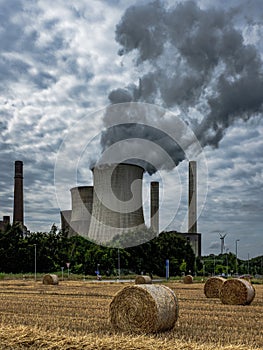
[104,0,263,157]
[100,122,185,173]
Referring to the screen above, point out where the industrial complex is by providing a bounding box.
[61,161,201,256]
[0,159,201,256]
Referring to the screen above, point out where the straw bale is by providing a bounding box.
[109,284,179,333]
[204,277,226,298]
[219,278,255,305]
[42,274,59,285]
[135,275,152,284]
[183,275,193,284]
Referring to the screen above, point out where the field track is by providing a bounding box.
[0,280,262,349]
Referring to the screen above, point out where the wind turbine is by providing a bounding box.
[219,233,227,254]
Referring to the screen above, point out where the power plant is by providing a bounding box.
[61,160,201,256]
[0,159,201,256]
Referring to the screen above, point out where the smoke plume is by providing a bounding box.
[101,0,263,171]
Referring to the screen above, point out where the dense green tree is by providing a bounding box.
[1,224,261,277]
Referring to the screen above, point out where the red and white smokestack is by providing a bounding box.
[150,181,159,235]
[13,160,24,225]
[188,160,197,233]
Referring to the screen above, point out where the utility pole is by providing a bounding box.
[235,239,240,274]
[226,248,229,276]
[34,244,37,282]
[117,248,121,280]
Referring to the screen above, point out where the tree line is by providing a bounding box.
[0,224,195,277]
[0,223,262,277]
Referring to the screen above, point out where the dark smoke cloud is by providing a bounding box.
[100,123,185,174]
[102,0,263,163]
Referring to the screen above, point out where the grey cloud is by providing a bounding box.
[0,1,94,96]
[209,241,220,250]
[32,71,57,90]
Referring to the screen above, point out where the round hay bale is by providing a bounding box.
[219,278,255,305]
[109,284,179,333]
[135,275,152,284]
[204,276,226,298]
[183,275,193,284]
[42,274,59,285]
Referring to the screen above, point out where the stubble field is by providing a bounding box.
[0,279,262,349]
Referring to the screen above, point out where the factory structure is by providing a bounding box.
[0,160,25,232]
[61,161,201,256]
[0,159,201,257]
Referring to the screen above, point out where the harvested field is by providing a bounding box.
[0,280,262,349]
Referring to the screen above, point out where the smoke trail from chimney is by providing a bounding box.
[102,0,263,158]
[54,102,209,247]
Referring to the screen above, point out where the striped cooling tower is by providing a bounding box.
[88,163,146,245]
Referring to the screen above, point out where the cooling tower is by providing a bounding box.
[70,186,93,236]
[188,160,197,233]
[60,210,72,233]
[13,160,24,225]
[88,163,146,245]
[150,181,159,235]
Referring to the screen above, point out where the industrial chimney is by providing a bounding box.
[70,186,93,236]
[13,160,24,226]
[188,160,197,233]
[150,181,159,235]
[88,163,146,245]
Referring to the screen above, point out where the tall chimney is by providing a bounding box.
[150,181,159,235]
[13,160,24,225]
[188,160,197,233]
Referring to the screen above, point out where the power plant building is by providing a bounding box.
[1,159,201,256]
[61,160,201,256]
[0,216,10,231]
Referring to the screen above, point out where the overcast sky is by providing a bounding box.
[0,0,262,259]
